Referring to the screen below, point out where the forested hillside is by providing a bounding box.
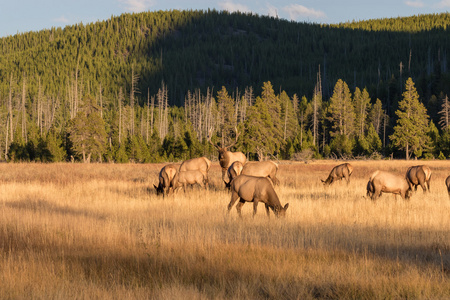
[0,10,450,162]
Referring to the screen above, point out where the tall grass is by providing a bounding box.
[0,161,449,299]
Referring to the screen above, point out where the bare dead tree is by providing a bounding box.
[150,95,155,136]
[98,83,103,119]
[21,74,27,143]
[118,87,124,146]
[157,81,168,141]
[312,68,322,147]
[129,67,139,136]
[439,94,450,130]
[8,73,14,146]
[146,88,150,143]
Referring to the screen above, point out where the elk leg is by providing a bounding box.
[371,188,381,201]
[265,204,270,217]
[236,200,245,218]
[252,199,259,217]
[204,176,209,190]
[227,191,240,213]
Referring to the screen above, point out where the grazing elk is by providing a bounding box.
[366,170,412,201]
[223,161,244,189]
[241,161,280,185]
[406,165,432,192]
[179,157,211,187]
[208,128,247,184]
[172,170,208,193]
[321,163,353,186]
[445,176,450,198]
[153,164,179,196]
[228,175,289,218]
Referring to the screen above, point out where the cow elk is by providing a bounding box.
[228,175,289,218]
[366,170,412,201]
[208,128,246,184]
[179,157,211,187]
[153,164,179,196]
[406,165,432,192]
[224,161,244,189]
[173,170,208,193]
[241,161,280,185]
[321,163,353,186]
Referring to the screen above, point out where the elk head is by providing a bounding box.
[208,127,241,162]
[153,184,164,196]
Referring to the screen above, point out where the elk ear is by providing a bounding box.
[320,179,325,183]
[153,184,158,190]
[284,203,289,210]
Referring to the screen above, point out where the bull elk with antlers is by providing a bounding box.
[208,127,246,184]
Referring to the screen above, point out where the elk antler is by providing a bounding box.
[225,126,241,149]
[207,127,220,150]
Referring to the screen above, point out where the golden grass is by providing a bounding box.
[0,160,449,299]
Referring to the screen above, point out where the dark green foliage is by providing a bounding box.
[390,78,431,159]
[1,11,450,161]
[68,95,107,162]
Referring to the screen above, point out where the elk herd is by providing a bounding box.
[153,137,449,219]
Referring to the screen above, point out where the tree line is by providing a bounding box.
[1,10,450,162]
[1,73,449,163]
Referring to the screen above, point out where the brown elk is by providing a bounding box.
[172,170,207,192]
[227,175,289,218]
[223,161,244,189]
[366,170,412,201]
[179,157,211,186]
[445,176,450,198]
[321,163,353,186]
[241,161,280,185]
[208,128,246,183]
[153,164,179,196]
[406,165,432,192]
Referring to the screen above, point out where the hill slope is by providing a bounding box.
[1,10,449,109]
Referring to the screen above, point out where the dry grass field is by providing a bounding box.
[0,160,449,299]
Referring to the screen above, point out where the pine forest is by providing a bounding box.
[1,9,450,163]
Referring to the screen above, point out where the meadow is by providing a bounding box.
[0,160,449,299]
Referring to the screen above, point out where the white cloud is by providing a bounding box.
[435,0,450,8]
[282,4,326,21]
[404,0,425,8]
[54,16,69,24]
[218,1,251,13]
[266,3,278,18]
[119,0,156,13]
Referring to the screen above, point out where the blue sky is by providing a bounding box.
[1,0,450,37]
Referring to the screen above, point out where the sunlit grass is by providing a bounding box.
[0,160,449,299]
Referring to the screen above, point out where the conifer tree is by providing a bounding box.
[68,95,107,162]
[298,95,311,148]
[328,79,355,136]
[353,87,371,137]
[390,77,431,159]
[216,86,236,146]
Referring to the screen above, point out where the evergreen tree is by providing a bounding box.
[390,78,431,159]
[261,81,283,145]
[243,96,278,160]
[328,79,355,137]
[216,86,236,146]
[353,87,371,137]
[68,95,107,162]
